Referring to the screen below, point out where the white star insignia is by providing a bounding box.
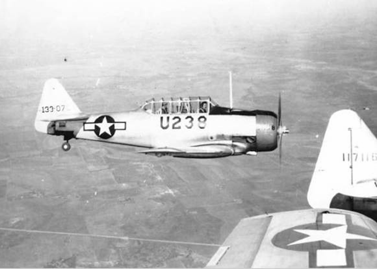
[289,225,377,248]
[96,117,113,136]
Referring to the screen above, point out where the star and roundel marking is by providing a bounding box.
[272,212,377,268]
[83,115,126,139]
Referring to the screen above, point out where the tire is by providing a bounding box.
[62,142,71,151]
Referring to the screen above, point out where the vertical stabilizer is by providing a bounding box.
[308,109,377,208]
[35,79,82,133]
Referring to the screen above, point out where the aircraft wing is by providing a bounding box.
[139,147,185,154]
[139,144,235,158]
[207,208,377,268]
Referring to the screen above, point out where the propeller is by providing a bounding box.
[277,92,289,163]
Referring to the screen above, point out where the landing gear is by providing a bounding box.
[61,133,74,152]
[62,141,71,151]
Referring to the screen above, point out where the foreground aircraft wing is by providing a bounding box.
[207,208,377,268]
[307,109,377,212]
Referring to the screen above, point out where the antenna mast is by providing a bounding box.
[229,71,233,109]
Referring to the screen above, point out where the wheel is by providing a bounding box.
[62,142,71,151]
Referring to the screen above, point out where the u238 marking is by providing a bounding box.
[160,116,207,130]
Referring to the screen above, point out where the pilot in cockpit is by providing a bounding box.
[160,102,169,114]
[199,101,208,113]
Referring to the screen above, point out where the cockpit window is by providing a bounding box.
[180,98,190,114]
[171,100,180,114]
[161,102,169,114]
[140,97,216,115]
[154,100,169,114]
[142,101,153,113]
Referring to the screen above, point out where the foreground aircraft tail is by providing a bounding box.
[207,109,377,268]
[307,109,377,211]
[35,78,83,133]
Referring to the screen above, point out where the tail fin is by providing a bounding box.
[307,109,377,208]
[35,78,82,133]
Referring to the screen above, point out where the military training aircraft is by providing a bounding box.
[34,78,289,158]
[208,110,377,268]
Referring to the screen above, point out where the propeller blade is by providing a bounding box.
[277,92,289,164]
[278,92,282,128]
[279,132,283,164]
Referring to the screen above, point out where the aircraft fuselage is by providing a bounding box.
[50,110,278,157]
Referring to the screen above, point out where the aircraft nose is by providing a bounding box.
[278,125,290,135]
[255,114,278,151]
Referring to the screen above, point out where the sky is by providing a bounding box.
[1,0,377,75]
[1,0,377,41]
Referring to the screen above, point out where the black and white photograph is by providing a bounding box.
[1,0,377,267]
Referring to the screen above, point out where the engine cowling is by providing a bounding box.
[255,113,278,151]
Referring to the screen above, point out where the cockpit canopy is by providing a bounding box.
[140,97,218,115]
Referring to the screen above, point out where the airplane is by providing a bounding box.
[34,78,289,158]
[207,109,377,268]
